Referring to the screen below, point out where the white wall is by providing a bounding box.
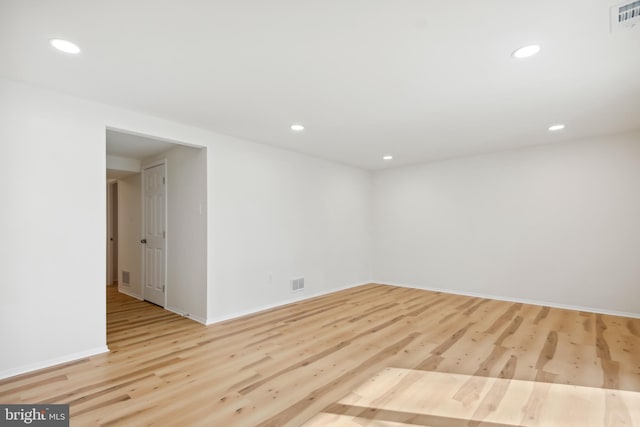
[144,145,208,323]
[117,173,142,298]
[0,79,108,378]
[207,139,372,322]
[372,132,640,316]
[0,78,372,377]
[5,73,637,380]
[107,155,141,173]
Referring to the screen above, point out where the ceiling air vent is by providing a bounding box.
[611,1,640,32]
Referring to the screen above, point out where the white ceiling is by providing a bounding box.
[106,130,177,160]
[1,0,639,170]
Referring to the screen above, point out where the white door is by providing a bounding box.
[142,163,166,306]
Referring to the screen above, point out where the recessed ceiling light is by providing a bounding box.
[548,124,565,131]
[512,44,540,59]
[290,124,304,131]
[49,38,81,54]
[383,155,393,160]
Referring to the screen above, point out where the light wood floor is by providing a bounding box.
[1,284,639,426]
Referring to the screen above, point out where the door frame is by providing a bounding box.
[106,180,119,285]
[141,159,168,307]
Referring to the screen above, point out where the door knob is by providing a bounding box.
[141,239,147,244]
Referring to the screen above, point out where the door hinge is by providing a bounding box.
[163,177,166,184]
[162,285,165,292]
[163,230,166,238]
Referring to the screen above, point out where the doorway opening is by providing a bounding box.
[106,181,118,285]
[105,128,207,323]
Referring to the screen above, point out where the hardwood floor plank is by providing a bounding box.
[312,368,640,427]
[1,284,639,426]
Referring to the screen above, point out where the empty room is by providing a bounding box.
[1,1,640,426]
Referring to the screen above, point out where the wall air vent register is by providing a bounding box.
[611,1,640,32]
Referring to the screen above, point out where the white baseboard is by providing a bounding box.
[205,281,370,326]
[118,287,143,300]
[376,281,640,319]
[0,346,110,381]
[165,306,207,325]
